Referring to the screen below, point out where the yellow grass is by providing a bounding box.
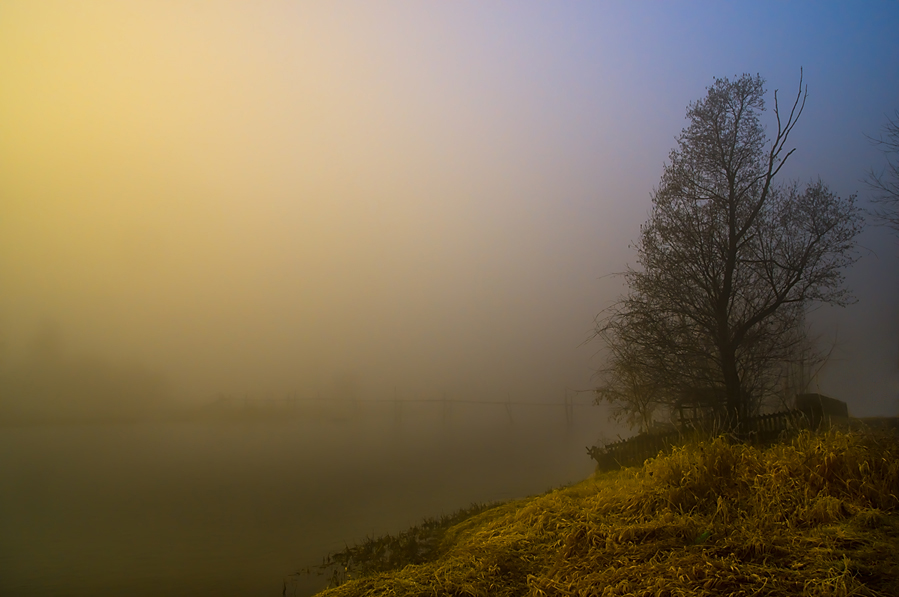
[312,428,899,596]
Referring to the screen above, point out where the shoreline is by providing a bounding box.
[300,427,899,597]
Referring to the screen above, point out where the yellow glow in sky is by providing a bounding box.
[1,2,896,414]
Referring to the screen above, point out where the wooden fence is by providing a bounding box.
[587,408,812,471]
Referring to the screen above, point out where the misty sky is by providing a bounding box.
[1,2,897,417]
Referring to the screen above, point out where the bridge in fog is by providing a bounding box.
[201,388,598,429]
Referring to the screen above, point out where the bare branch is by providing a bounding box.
[595,73,862,431]
[864,110,899,233]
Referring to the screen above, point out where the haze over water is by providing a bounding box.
[1,2,898,596]
[1,403,610,596]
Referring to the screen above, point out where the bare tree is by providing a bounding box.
[595,73,863,431]
[865,111,899,234]
[593,330,662,433]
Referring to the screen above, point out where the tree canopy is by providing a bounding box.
[595,73,863,431]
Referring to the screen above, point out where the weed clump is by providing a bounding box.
[312,502,500,587]
[310,428,899,596]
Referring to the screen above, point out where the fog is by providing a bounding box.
[2,2,897,417]
[0,3,898,594]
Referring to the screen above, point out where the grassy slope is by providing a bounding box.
[313,429,899,597]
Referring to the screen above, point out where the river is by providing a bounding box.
[0,400,612,596]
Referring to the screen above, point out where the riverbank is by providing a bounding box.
[305,428,899,597]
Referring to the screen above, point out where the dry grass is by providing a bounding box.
[312,428,899,597]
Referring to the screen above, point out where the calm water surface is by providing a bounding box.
[0,403,610,596]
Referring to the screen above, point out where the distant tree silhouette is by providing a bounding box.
[594,73,863,431]
[865,111,899,234]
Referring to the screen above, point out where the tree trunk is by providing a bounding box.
[720,346,742,430]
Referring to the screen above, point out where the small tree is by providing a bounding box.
[865,111,899,234]
[594,335,661,433]
[595,73,863,431]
